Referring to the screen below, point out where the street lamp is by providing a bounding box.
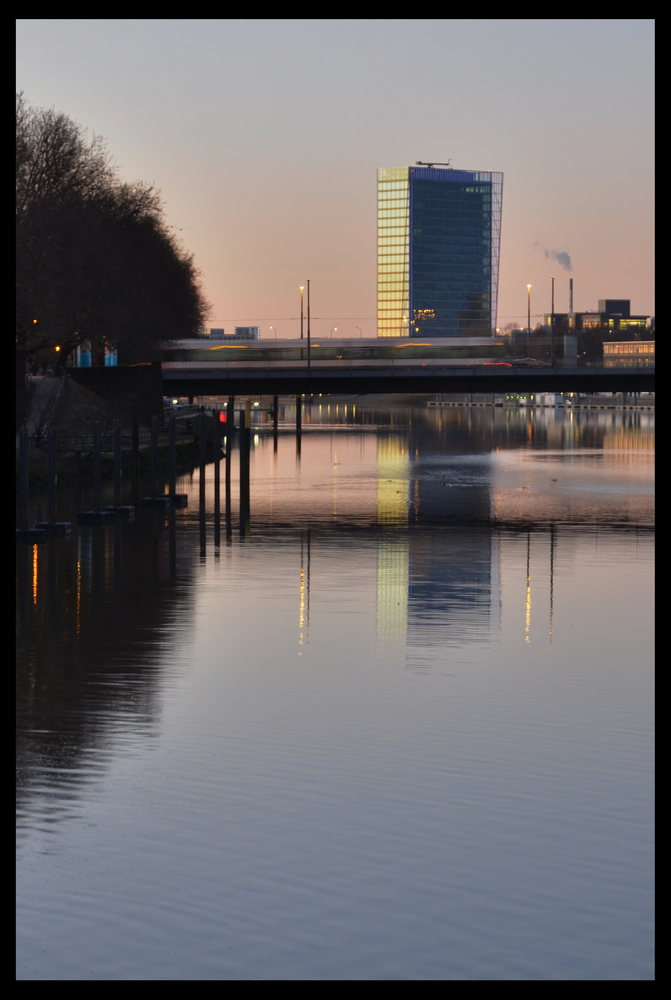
[307,279,311,374]
[356,326,362,338]
[331,327,337,338]
[550,277,555,367]
[270,326,278,339]
[527,285,532,355]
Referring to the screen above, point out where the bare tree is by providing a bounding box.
[16,93,210,383]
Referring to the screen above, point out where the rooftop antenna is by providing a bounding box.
[415,160,452,168]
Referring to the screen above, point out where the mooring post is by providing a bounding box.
[240,400,251,537]
[131,410,139,499]
[169,413,177,497]
[225,400,233,540]
[18,539,30,641]
[199,408,207,555]
[19,426,29,530]
[48,427,58,522]
[114,420,122,508]
[114,519,122,603]
[213,412,221,550]
[93,423,102,511]
[273,394,279,444]
[151,414,159,497]
[296,395,302,434]
[169,505,177,582]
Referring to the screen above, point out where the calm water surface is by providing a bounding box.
[16,403,654,979]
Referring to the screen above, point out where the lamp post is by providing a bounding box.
[356,327,362,339]
[550,277,555,367]
[330,327,337,339]
[270,326,278,339]
[527,285,532,355]
[307,279,311,374]
[300,286,304,340]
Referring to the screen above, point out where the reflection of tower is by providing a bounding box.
[525,532,531,642]
[376,436,409,652]
[407,528,500,647]
[376,436,409,524]
[376,538,409,653]
[298,531,311,654]
[549,526,554,644]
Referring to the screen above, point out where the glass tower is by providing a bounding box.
[378,165,503,338]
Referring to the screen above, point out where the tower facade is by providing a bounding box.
[377,165,503,337]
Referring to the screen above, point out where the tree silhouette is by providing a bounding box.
[16,94,210,383]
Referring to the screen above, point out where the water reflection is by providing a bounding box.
[16,403,654,980]
[17,403,653,827]
[16,515,196,832]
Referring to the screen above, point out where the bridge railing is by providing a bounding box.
[162,358,655,372]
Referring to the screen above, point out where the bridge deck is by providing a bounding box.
[162,360,654,396]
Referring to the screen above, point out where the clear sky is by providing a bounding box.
[16,19,654,338]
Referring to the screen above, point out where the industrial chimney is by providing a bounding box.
[569,278,574,328]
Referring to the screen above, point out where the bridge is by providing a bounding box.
[162,358,654,398]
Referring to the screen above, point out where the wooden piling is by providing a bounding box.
[169,414,177,496]
[214,412,221,550]
[114,420,122,508]
[225,399,233,540]
[240,400,251,537]
[48,427,58,522]
[199,408,206,555]
[131,411,139,498]
[151,414,159,497]
[93,423,102,511]
[19,426,29,529]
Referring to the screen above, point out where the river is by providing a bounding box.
[16,401,654,979]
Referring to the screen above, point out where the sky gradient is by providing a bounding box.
[16,19,655,338]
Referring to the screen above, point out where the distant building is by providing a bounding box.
[199,327,260,341]
[544,299,649,332]
[603,341,654,367]
[377,164,503,337]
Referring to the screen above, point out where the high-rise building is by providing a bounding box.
[377,165,503,338]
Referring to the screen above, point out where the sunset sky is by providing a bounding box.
[16,19,654,338]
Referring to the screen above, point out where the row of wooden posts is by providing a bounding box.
[17,394,305,537]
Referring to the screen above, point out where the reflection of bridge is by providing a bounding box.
[162,360,654,397]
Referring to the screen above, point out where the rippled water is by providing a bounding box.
[16,403,654,979]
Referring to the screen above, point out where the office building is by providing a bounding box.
[377,165,503,338]
[602,341,654,367]
[544,299,649,332]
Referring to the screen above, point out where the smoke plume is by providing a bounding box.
[535,242,572,272]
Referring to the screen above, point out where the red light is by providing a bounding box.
[219,412,227,422]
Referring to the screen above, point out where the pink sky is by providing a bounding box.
[17,19,654,337]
